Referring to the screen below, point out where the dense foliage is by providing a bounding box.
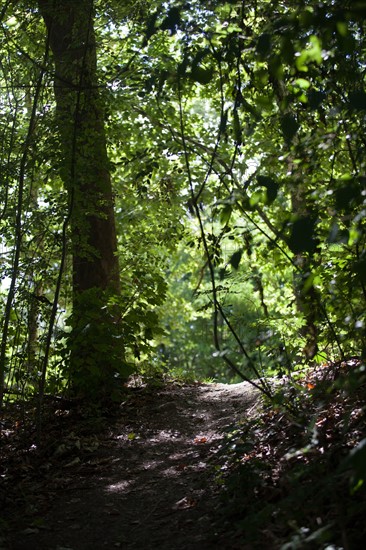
[1,2,366,548]
[0,0,365,398]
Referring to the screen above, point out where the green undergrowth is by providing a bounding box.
[214,360,366,549]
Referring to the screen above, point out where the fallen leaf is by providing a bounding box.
[194,436,207,444]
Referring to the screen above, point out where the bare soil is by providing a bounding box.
[1,381,261,550]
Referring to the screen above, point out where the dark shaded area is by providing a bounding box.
[0,382,259,549]
[1,362,365,549]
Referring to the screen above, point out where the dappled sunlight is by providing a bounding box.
[99,383,259,512]
[107,479,132,493]
[2,0,365,547]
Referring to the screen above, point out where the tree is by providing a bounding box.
[1,0,365,404]
[38,1,120,292]
[36,0,127,398]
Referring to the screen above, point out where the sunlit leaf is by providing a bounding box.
[295,78,311,89]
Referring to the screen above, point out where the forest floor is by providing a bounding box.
[1,362,366,549]
[0,380,262,550]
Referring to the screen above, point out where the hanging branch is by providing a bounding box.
[133,102,299,270]
[177,71,272,398]
[177,81,221,352]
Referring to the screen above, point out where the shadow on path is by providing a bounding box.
[5,383,260,550]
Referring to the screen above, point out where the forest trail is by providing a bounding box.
[3,382,261,550]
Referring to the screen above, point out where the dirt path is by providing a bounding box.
[3,382,261,550]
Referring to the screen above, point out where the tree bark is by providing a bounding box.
[38,0,119,295]
[38,0,123,398]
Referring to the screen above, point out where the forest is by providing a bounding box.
[1,0,366,548]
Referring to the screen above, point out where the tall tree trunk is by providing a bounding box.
[38,0,123,398]
[38,0,119,294]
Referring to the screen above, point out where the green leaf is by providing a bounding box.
[229,249,243,270]
[249,190,265,207]
[308,35,322,63]
[220,204,232,226]
[296,35,322,71]
[233,108,242,144]
[295,78,310,90]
